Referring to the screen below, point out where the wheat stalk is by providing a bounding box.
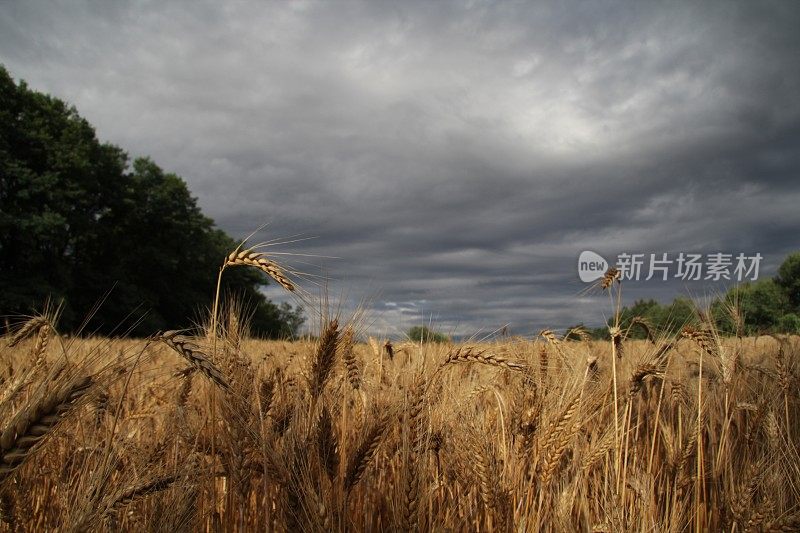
[626,317,654,342]
[681,327,718,359]
[628,363,664,397]
[6,316,48,348]
[316,406,339,481]
[225,247,295,292]
[600,267,620,290]
[440,347,527,373]
[259,374,276,419]
[310,319,339,399]
[340,326,361,390]
[0,375,93,481]
[344,412,389,493]
[105,474,181,513]
[539,394,582,485]
[159,331,230,390]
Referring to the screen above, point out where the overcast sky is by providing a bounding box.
[2,1,799,337]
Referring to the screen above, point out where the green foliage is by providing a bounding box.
[616,299,658,339]
[775,252,800,310]
[724,280,790,335]
[614,297,696,338]
[587,327,609,340]
[407,325,449,343]
[0,66,303,337]
[777,313,800,334]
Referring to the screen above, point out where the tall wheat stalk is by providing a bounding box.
[602,267,622,483]
[211,241,295,355]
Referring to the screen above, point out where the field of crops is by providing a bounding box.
[1,294,798,532]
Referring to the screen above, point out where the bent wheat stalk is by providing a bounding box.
[105,474,182,514]
[6,316,48,347]
[310,319,339,399]
[211,242,295,356]
[0,375,93,482]
[225,248,295,292]
[440,347,528,374]
[345,412,389,494]
[159,331,230,390]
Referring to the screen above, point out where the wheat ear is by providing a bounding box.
[0,375,93,481]
[344,412,389,493]
[316,406,339,481]
[105,474,181,513]
[440,347,528,373]
[310,319,339,399]
[225,248,295,292]
[6,316,48,347]
[340,326,361,390]
[159,331,230,390]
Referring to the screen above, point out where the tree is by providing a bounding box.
[775,252,800,311]
[617,299,660,339]
[658,297,697,333]
[614,297,695,338]
[0,65,303,337]
[727,279,790,334]
[407,325,449,343]
[777,313,800,334]
[0,67,129,327]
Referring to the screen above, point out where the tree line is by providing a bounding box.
[0,66,303,337]
[582,251,800,339]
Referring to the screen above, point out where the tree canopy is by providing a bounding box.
[0,65,303,337]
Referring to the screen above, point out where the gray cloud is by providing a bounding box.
[2,1,799,337]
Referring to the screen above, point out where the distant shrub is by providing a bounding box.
[407,325,449,343]
[777,313,800,334]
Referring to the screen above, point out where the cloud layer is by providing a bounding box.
[3,1,799,336]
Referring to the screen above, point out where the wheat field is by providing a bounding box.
[1,297,798,532]
[1,265,799,532]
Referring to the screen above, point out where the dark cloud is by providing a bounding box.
[2,1,799,336]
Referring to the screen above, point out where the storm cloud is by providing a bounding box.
[2,1,799,336]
